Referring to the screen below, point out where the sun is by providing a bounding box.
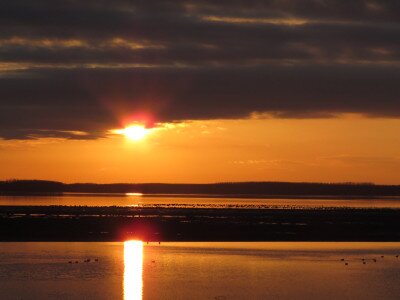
[112,125,150,141]
[124,125,149,140]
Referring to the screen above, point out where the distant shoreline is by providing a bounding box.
[2,192,400,201]
[2,180,400,197]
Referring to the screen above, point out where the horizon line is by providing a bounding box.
[2,179,400,186]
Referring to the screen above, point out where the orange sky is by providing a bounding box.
[1,2,400,186]
[1,115,399,184]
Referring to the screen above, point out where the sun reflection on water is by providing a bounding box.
[124,240,143,300]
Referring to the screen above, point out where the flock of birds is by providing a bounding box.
[66,242,162,264]
[64,247,399,266]
[341,254,399,266]
[68,258,99,264]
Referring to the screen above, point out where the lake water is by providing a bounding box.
[1,193,400,209]
[0,242,399,299]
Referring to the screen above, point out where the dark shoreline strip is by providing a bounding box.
[1,206,400,242]
[2,180,400,197]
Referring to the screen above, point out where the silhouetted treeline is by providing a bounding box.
[0,180,63,194]
[2,180,400,196]
[66,182,400,196]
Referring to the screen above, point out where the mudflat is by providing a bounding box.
[1,205,399,241]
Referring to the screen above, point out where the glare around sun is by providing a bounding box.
[112,125,149,141]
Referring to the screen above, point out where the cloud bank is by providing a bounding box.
[0,0,399,139]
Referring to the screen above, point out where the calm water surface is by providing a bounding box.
[1,194,400,209]
[0,242,399,299]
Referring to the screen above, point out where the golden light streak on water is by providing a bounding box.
[125,193,144,196]
[124,240,143,300]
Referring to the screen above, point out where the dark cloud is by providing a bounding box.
[0,0,399,139]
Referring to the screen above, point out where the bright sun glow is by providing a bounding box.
[113,125,149,141]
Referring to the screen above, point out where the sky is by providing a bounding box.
[0,0,399,184]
